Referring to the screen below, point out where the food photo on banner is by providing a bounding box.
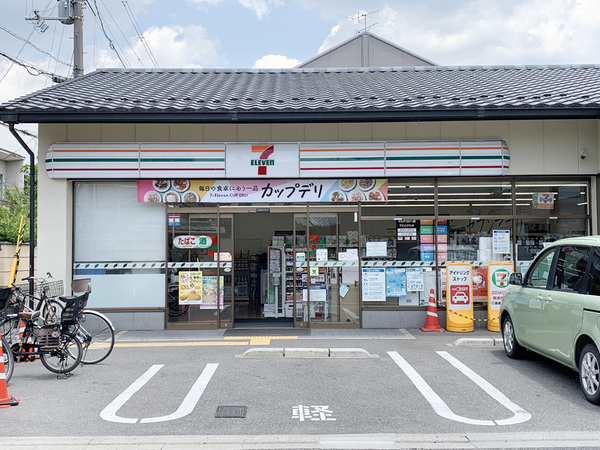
[137,179,388,203]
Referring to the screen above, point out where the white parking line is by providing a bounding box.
[388,351,531,426]
[100,363,218,424]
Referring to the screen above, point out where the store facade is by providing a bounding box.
[2,67,599,330]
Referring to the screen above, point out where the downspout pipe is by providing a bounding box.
[8,124,35,295]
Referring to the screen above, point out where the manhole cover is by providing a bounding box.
[215,406,247,418]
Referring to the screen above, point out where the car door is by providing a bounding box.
[540,245,589,365]
[510,247,557,350]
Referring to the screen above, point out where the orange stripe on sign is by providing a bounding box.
[52,149,138,153]
[300,148,383,152]
[140,149,224,153]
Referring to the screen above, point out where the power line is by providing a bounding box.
[96,0,143,67]
[0,51,60,79]
[85,0,128,67]
[0,23,71,67]
[122,0,159,67]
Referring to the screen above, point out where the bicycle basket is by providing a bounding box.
[0,287,13,312]
[61,294,88,325]
[36,280,64,298]
[37,325,61,350]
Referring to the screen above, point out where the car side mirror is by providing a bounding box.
[509,273,523,285]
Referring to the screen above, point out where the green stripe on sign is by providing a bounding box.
[300,157,385,162]
[140,158,225,163]
[47,158,139,163]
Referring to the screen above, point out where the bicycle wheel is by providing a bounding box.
[0,316,21,355]
[41,299,64,324]
[77,310,115,364]
[168,283,188,317]
[40,333,82,374]
[1,336,14,384]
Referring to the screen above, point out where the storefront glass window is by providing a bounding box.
[515,181,589,217]
[167,213,223,326]
[74,182,165,309]
[438,181,512,216]
[362,181,434,216]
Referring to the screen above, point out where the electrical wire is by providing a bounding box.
[0,51,58,79]
[85,0,128,67]
[97,0,144,67]
[122,0,159,67]
[0,23,71,67]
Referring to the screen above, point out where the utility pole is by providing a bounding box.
[73,0,84,76]
[26,0,84,78]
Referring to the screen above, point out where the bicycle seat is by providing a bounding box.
[17,310,41,322]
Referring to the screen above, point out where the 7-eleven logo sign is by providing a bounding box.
[251,145,275,175]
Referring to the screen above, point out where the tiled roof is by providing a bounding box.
[2,65,600,123]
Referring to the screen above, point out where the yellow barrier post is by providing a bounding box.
[8,216,25,288]
[446,262,474,332]
[487,262,514,332]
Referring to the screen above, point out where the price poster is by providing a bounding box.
[446,263,472,311]
[178,271,203,305]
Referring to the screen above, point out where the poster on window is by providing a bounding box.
[406,268,425,292]
[385,267,406,297]
[361,268,386,302]
[446,263,472,311]
[488,263,513,310]
[201,276,225,309]
[178,271,203,305]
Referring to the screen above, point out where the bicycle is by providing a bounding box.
[1,287,14,383]
[39,278,115,365]
[0,292,87,376]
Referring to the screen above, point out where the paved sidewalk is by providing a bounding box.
[3,431,600,449]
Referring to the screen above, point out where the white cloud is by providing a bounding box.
[253,54,300,68]
[238,0,283,20]
[188,0,224,10]
[0,63,49,155]
[90,25,226,69]
[311,0,600,66]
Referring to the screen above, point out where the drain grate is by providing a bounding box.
[215,406,247,418]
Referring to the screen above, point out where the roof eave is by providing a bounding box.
[2,107,600,124]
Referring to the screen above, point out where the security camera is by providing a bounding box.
[580,150,588,160]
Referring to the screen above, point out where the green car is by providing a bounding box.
[500,236,600,404]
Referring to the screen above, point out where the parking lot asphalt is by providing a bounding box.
[4,327,598,449]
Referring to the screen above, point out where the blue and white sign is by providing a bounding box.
[386,267,406,297]
[361,268,386,302]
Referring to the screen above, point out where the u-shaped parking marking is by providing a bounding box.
[100,363,218,424]
[388,351,531,426]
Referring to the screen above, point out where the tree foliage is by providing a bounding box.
[0,164,36,243]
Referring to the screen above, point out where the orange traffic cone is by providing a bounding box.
[0,333,19,408]
[420,288,445,332]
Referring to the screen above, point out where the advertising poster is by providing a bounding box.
[138,179,388,204]
[200,276,225,309]
[446,263,472,311]
[385,267,407,297]
[178,271,203,305]
[488,263,514,310]
[472,268,488,302]
[361,268,386,302]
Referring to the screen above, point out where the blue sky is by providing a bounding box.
[1,0,600,156]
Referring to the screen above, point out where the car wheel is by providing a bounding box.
[579,344,600,404]
[502,316,523,359]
